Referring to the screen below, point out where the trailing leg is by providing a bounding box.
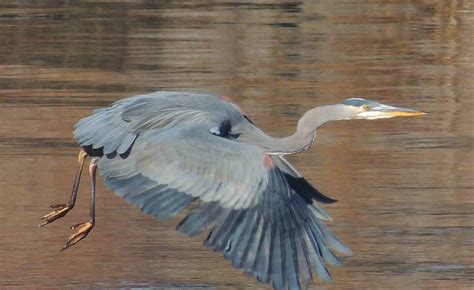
[62,157,99,250]
[38,149,88,227]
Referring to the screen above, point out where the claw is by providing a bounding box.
[61,221,94,251]
[38,204,72,228]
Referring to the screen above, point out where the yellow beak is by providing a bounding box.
[358,105,426,119]
[385,110,426,117]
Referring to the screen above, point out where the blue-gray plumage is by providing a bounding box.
[39,91,425,290]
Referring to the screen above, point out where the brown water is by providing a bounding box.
[0,1,472,289]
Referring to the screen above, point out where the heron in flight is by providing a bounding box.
[39,91,424,289]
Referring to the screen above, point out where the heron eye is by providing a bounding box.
[363,104,370,110]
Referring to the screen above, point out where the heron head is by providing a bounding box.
[341,98,426,120]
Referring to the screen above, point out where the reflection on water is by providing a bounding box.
[0,1,472,288]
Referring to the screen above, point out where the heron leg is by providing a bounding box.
[38,149,88,227]
[62,157,98,250]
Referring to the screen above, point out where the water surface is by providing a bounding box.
[0,1,472,289]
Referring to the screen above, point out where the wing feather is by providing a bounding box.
[255,221,271,283]
[74,91,242,157]
[177,203,222,237]
[129,126,267,209]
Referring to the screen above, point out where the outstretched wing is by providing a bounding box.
[73,91,241,156]
[98,124,351,289]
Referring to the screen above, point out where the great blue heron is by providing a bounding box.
[39,91,425,289]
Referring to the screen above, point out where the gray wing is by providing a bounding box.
[98,124,352,290]
[73,91,241,155]
[74,96,137,155]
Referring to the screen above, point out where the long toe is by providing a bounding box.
[61,221,94,250]
[38,204,72,227]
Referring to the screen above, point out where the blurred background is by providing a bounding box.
[0,1,472,288]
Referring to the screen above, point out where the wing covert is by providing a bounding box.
[74,91,243,156]
[134,125,270,209]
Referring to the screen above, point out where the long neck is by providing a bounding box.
[256,104,352,154]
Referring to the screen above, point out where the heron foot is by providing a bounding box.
[38,204,72,228]
[61,221,94,251]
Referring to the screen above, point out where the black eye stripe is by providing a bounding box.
[342,99,367,107]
